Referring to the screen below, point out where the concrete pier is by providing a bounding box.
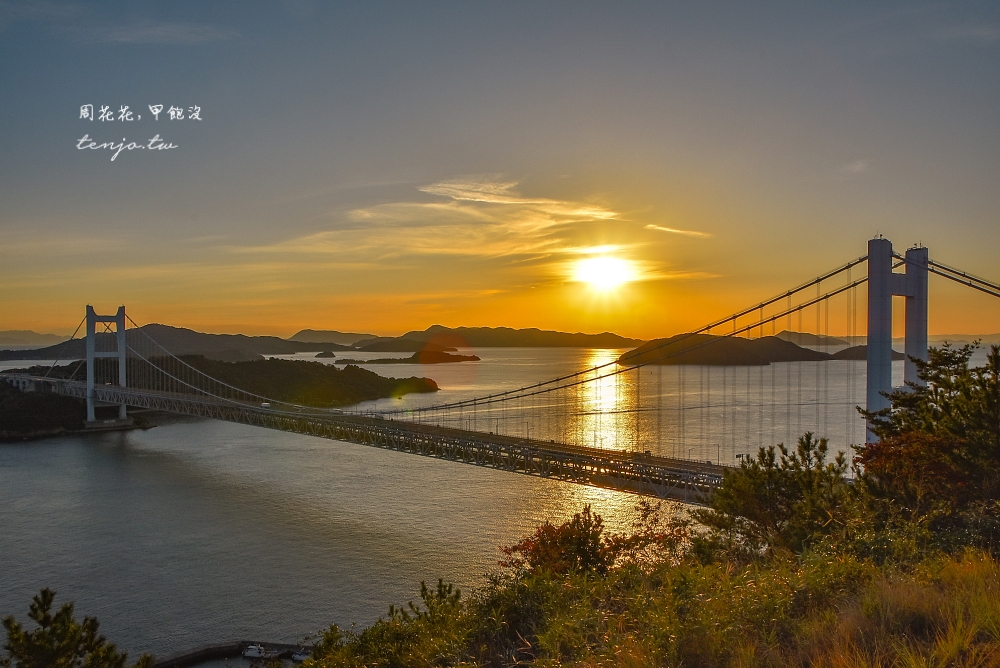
[152,640,304,668]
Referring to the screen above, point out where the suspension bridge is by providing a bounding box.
[4,237,999,503]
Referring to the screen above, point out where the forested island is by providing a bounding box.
[336,351,481,365]
[5,344,999,666]
[173,356,438,405]
[0,357,437,439]
[0,381,87,440]
[620,333,905,366]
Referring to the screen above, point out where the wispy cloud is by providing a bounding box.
[645,224,710,238]
[941,24,1000,43]
[419,177,618,219]
[840,159,870,175]
[230,176,713,287]
[239,176,621,260]
[98,21,237,44]
[0,3,236,44]
[0,0,80,25]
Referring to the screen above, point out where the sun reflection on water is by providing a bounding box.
[571,349,638,451]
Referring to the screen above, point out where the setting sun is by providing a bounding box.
[572,256,638,291]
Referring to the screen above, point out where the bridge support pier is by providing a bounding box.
[865,239,928,442]
[86,305,128,423]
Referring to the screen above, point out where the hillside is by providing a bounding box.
[401,325,643,348]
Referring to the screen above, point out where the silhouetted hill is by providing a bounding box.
[831,345,906,361]
[289,329,376,345]
[0,330,68,345]
[401,325,643,348]
[0,324,353,362]
[619,334,833,366]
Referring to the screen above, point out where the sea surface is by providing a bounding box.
[0,345,990,658]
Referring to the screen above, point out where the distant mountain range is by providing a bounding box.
[925,333,1000,345]
[0,323,643,363]
[0,324,354,362]
[4,322,988,366]
[775,330,848,347]
[289,329,377,345]
[0,330,69,345]
[399,325,644,348]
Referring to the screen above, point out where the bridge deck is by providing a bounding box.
[2,375,725,504]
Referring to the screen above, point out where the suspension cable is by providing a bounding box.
[42,315,87,378]
[382,258,869,416]
[928,259,1000,293]
[389,276,869,415]
[927,266,1000,299]
[123,314,341,414]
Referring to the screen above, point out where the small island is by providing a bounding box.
[315,351,337,358]
[336,350,481,365]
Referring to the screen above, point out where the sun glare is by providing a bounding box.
[572,256,637,291]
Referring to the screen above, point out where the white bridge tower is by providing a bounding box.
[866,238,928,441]
[86,305,128,423]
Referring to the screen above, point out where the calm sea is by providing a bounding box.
[1,345,988,658]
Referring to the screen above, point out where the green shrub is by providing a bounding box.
[1,589,150,668]
[695,432,849,559]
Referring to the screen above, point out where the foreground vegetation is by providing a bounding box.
[1,589,150,668]
[3,344,999,666]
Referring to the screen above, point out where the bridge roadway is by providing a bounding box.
[3,375,724,504]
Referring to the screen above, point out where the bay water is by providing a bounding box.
[2,345,986,657]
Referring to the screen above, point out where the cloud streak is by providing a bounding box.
[645,224,710,237]
[840,159,869,174]
[239,176,622,261]
[99,21,238,44]
[0,4,237,44]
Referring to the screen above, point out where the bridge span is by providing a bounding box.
[5,236,1000,505]
[3,375,722,504]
